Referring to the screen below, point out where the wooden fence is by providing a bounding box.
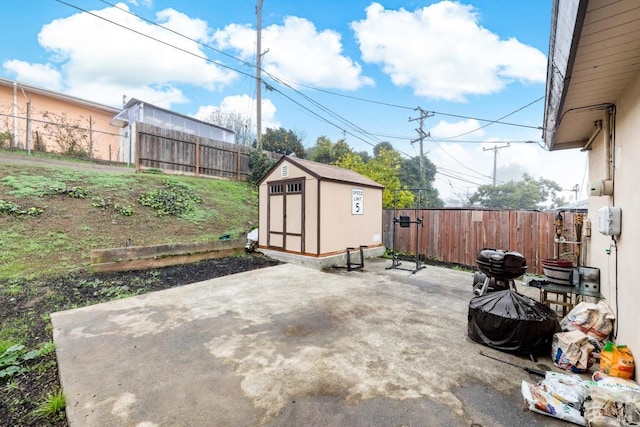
[382,209,580,275]
[135,123,279,180]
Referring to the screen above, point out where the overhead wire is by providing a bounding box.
[91,0,545,142]
[57,0,541,190]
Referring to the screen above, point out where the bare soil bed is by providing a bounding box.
[0,254,280,426]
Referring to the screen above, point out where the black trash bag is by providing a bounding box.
[468,289,560,355]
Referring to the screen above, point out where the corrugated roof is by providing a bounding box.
[266,156,384,188]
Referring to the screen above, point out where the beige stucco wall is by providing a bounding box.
[0,84,120,161]
[585,72,640,380]
[319,181,382,255]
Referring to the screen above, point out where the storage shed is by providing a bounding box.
[258,156,385,266]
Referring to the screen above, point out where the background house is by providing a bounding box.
[110,98,236,165]
[544,0,640,379]
[0,77,121,161]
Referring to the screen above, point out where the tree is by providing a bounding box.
[373,141,393,157]
[257,127,305,158]
[469,173,564,210]
[336,147,413,209]
[247,150,275,186]
[355,150,370,163]
[202,109,253,146]
[398,156,443,207]
[307,136,352,165]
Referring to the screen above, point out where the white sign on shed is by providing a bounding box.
[352,188,364,215]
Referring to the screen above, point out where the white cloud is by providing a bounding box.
[351,1,547,101]
[429,137,588,205]
[194,94,280,134]
[429,118,486,139]
[30,3,236,107]
[2,60,63,91]
[213,16,373,90]
[127,0,153,7]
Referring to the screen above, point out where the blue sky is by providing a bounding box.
[0,0,587,205]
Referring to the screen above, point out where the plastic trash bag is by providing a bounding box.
[245,229,258,252]
[468,289,560,355]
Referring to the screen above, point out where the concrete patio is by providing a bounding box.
[52,258,575,426]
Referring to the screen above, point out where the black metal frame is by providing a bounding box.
[346,246,365,271]
[386,189,427,274]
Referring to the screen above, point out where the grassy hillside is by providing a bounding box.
[0,154,265,425]
[0,160,259,280]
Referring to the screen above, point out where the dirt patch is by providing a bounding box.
[0,253,281,427]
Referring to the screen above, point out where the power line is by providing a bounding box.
[54,0,536,192]
[56,0,256,80]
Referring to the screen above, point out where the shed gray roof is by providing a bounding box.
[264,156,384,189]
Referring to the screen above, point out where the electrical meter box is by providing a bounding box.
[597,206,621,235]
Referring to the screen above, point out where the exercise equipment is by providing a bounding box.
[386,189,426,274]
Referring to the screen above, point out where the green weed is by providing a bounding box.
[0,174,65,197]
[0,344,39,379]
[0,199,44,216]
[31,388,66,421]
[138,179,203,216]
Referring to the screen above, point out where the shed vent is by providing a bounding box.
[281,164,289,178]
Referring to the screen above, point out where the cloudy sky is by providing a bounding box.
[0,0,587,205]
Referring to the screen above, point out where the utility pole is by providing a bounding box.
[255,0,263,150]
[483,143,510,186]
[409,107,434,188]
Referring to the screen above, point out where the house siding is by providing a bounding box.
[587,72,640,376]
[0,82,121,161]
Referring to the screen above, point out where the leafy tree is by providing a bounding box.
[247,150,275,186]
[307,136,352,164]
[373,141,393,157]
[355,150,371,163]
[469,173,563,210]
[398,156,443,207]
[336,147,413,208]
[257,127,305,158]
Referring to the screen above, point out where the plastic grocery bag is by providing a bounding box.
[551,330,595,373]
[600,341,636,379]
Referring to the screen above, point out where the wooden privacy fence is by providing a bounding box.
[135,123,279,180]
[383,209,579,275]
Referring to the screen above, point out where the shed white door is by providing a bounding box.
[267,180,304,252]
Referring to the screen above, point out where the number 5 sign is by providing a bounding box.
[352,188,364,215]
